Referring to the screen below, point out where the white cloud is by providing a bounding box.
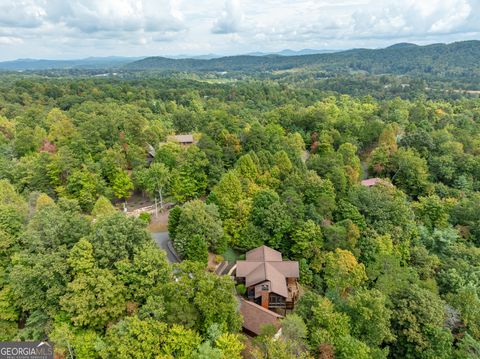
[0,0,479,60]
[54,0,186,34]
[0,0,46,28]
[0,36,23,45]
[212,0,244,34]
[428,0,471,33]
[351,0,474,38]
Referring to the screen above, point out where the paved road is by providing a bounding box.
[152,232,180,263]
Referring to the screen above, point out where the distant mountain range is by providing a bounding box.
[246,49,339,57]
[0,49,340,70]
[169,49,339,59]
[0,56,143,71]
[1,41,480,81]
[125,40,480,80]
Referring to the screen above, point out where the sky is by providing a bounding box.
[0,0,479,60]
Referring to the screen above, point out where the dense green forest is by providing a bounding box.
[0,72,480,359]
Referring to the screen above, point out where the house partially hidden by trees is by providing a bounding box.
[361,177,392,187]
[167,134,195,146]
[147,134,195,163]
[239,298,283,336]
[236,245,299,313]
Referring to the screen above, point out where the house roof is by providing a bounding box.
[167,134,194,143]
[361,177,394,187]
[236,245,299,298]
[239,298,282,336]
[246,245,283,261]
[247,263,288,297]
[361,178,383,187]
[147,143,156,157]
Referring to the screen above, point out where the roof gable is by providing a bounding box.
[236,245,299,298]
[246,245,282,261]
[240,298,282,335]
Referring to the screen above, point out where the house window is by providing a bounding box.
[269,294,285,305]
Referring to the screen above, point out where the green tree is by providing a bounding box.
[391,148,432,197]
[162,324,202,358]
[35,193,55,209]
[413,194,450,230]
[99,316,166,358]
[295,292,355,357]
[0,285,20,340]
[68,238,95,275]
[112,171,133,204]
[389,284,453,358]
[209,171,243,219]
[168,205,182,240]
[215,332,245,359]
[0,180,28,237]
[453,334,480,359]
[169,145,209,203]
[234,153,259,181]
[446,285,480,340]
[136,162,171,210]
[61,267,126,329]
[10,249,70,317]
[302,170,336,219]
[249,189,293,250]
[65,167,107,212]
[88,213,151,268]
[323,249,367,297]
[116,241,172,303]
[350,184,415,246]
[174,200,226,255]
[162,261,242,334]
[49,323,99,359]
[280,314,309,355]
[378,124,398,153]
[290,220,323,260]
[184,235,209,265]
[341,288,393,347]
[91,196,116,217]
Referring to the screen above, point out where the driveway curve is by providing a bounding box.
[151,232,181,263]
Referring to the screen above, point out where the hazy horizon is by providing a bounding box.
[0,39,473,62]
[0,0,479,61]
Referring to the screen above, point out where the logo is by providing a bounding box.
[0,341,53,359]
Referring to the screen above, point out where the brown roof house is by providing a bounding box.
[167,134,195,146]
[361,177,393,187]
[236,245,299,335]
[236,245,299,311]
[239,298,283,336]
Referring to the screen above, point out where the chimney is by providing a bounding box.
[261,291,269,309]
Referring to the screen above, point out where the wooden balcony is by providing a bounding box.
[286,278,299,303]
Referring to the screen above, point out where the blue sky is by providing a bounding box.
[0,0,479,60]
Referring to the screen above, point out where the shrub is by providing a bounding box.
[236,284,246,296]
[139,212,152,224]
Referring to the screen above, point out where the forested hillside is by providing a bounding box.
[0,75,480,358]
[126,40,480,81]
